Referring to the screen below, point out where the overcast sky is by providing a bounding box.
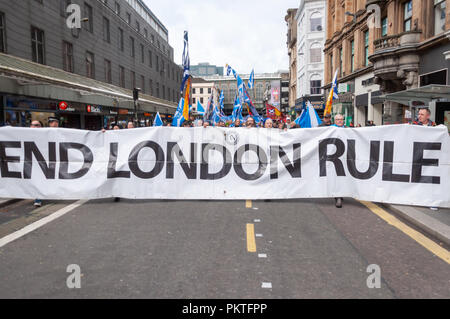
[143,0,300,74]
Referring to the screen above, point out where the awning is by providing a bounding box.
[382,85,450,106]
[0,53,177,113]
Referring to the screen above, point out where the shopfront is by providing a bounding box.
[2,95,123,130]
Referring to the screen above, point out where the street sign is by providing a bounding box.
[59,101,68,110]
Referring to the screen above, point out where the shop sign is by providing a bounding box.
[59,101,68,110]
[119,109,129,115]
[338,83,349,93]
[87,105,102,113]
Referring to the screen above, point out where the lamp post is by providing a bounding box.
[133,88,141,125]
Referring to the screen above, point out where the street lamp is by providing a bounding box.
[133,88,141,125]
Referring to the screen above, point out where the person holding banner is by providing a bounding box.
[264,119,273,129]
[319,114,332,127]
[332,114,346,128]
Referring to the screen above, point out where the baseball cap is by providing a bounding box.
[48,116,58,123]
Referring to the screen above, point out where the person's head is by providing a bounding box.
[234,119,241,127]
[264,119,273,128]
[113,125,121,130]
[48,117,59,127]
[182,121,191,127]
[218,121,225,127]
[166,123,172,127]
[30,120,42,128]
[278,121,285,129]
[418,108,431,124]
[196,119,204,127]
[203,121,210,128]
[127,121,135,129]
[246,117,255,127]
[323,113,332,124]
[334,114,345,127]
[286,117,292,125]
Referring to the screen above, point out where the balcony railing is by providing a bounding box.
[374,35,400,50]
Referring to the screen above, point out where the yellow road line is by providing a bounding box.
[360,201,450,264]
[246,200,252,208]
[246,223,257,253]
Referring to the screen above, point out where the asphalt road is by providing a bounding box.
[0,198,448,298]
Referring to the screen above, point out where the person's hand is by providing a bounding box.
[101,128,106,133]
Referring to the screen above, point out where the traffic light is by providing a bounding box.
[133,88,140,101]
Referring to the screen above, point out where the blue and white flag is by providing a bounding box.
[180,31,190,94]
[298,101,322,128]
[153,112,163,127]
[196,100,205,116]
[248,69,254,89]
[219,90,225,111]
[172,98,186,127]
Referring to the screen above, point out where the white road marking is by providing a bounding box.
[254,219,261,223]
[0,200,88,249]
[261,282,272,289]
[258,253,267,258]
[255,233,263,237]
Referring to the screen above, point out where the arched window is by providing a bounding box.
[310,12,323,32]
[310,74,322,95]
[310,42,322,63]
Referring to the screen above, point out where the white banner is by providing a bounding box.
[0,125,449,207]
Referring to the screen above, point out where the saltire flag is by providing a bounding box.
[243,84,261,118]
[248,69,254,89]
[196,100,205,116]
[298,101,322,128]
[226,64,236,77]
[324,69,339,116]
[172,98,186,127]
[180,31,190,94]
[153,112,163,127]
[230,95,242,126]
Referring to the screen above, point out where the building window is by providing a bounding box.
[351,40,355,72]
[434,0,446,35]
[381,17,388,37]
[114,1,120,15]
[151,34,154,44]
[31,27,45,64]
[141,44,144,63]
[119,66,125,87]
[126,12,131,24]
[200,97,204,104]
[149,50,152,68]
[192,88,196,94]
[103,17,110,43]
[200,88,204,94]
[130,36,135,57]
[62,41,73,72]
[208,88,211,94]
[104,59,111,83]
[329,53,333,77]
[339,47,343,77]
[310,13,323,32]
[193,97,196,104]
[149,79,153,96]
[0,12,6,53]
[83,3,93,33]
[403,1,412,32]
[156,82,160,98]
[144,28,148,39]
[162,85,166,99]
[136,21,140,33]
[86,51,95,78]
[364,30,369,67]
[310,78,322,95]
[156,55,159,71]
[141,75,145,93]
[118,28,124,51]
[131,71,135,89]
[310,43,322,63]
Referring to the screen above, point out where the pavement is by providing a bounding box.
[384,204,450,247]
[0,198,449,299]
